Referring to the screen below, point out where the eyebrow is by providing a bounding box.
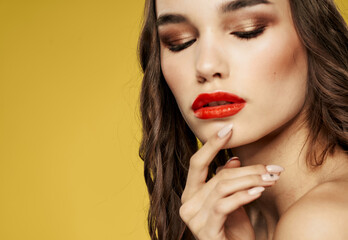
[156,0,271,26]
[220,0,271,13]
[156,14,188,27]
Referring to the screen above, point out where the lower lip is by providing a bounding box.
[194,103,246,119]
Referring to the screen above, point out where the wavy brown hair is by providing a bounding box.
[138,0,348,239]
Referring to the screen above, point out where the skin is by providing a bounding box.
[157,0,307,147]
[156,0,348,239]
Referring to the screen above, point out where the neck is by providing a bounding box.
[232,113,347,234]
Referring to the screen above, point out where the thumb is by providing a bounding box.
[225,156,241,168]
[216,157,241,174]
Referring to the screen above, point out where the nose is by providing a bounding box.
[195,35,230,83]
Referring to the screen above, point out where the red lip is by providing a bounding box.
[192,91,246,119]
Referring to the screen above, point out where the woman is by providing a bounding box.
[138,0,348,239]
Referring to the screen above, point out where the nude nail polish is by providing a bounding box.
[261,173,280,181]
[217,124,233,138]
[266,165,284,173]
[248,186,265,195]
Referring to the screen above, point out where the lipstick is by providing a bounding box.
[192,91,246,119]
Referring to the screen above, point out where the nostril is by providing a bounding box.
[197,73,222,83]
[197,76,207,83]
[213,73,222,78]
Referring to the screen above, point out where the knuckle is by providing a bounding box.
[205,138,220,152]
[250,174,263,184]
[179,204,191,222]
[189,155,206,170]
[213,199,227,215]
[233,191,248,205]
[215,180,229,195]
[217,168,229,179]
[189,155,200,168]
[254,164,267,173]
[232,191,242,201]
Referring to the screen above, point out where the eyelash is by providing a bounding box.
[168,39,196,52]
[232,25,266,39]
[166,25,266,52]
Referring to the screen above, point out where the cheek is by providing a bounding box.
[232,26,308,142]
[267,32,307,105]
[241,27,308,107]
[161,57,178,93]
[266,34,307,83]
[161,52,194,109]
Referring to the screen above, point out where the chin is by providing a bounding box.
[227,118,304,152]
[188,105,306,152]
[194,120,288,150]
[222,131,265,150]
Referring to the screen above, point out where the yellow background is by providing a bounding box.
[0,1,347,240]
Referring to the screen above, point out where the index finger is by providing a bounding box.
[185,124,233,195]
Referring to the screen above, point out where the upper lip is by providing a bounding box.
[192,91,245,110]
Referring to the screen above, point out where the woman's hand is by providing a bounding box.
[179,124,282,240]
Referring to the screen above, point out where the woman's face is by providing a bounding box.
[156,0,308,147]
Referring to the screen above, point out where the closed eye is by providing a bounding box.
[231,26,266,40]
[167,39,196,52]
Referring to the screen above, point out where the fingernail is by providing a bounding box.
[248,186,265,195]
[217,124,233,138]
[261,173,280,181]
[226,156,239,164]
[266,165,284,173]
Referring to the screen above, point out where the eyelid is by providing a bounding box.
[232,25,267,40]
[234,21,264,31]
[160,35,194,47]
[226,16,267,30]
[167,39,196,52]
[158,27,196,50]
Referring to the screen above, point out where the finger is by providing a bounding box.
[209,174,278,201]
[224,157,241,169]
[216,157,240,174]
[184,124,233,199]
[187,164,268,207]
[213,164,269,182]
[266,165,285,175]
[205,164,268,194]
[201,174,277,213]
[204,187,265,236]
[215,166,223,174]
[183,164,270,216]
[180,173,278,223]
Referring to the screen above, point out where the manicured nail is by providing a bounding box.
[217,124,233,138]
[261,173,280,181]
[266,165,284,173]
[226,156,239,164]
[248,186,265,195]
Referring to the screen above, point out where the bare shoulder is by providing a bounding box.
[273,180,348,240]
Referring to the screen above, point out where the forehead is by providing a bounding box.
[156,0,284,17]
[156,0,224,14]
